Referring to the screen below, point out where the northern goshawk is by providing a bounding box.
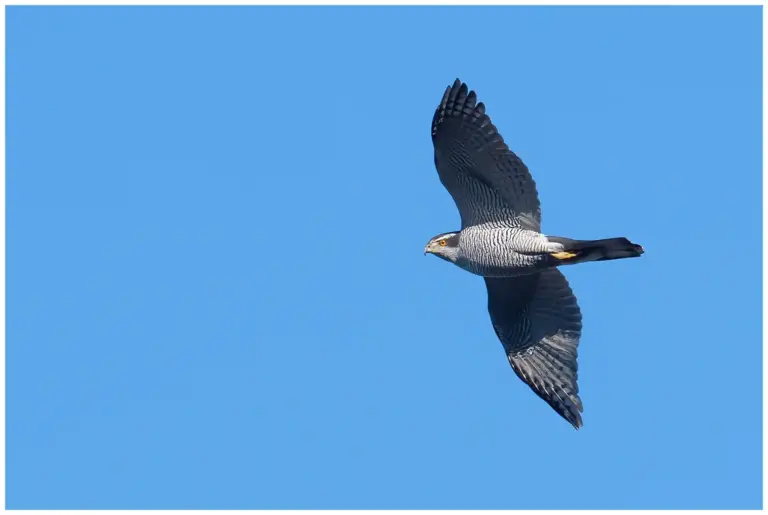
[425,79,643,429]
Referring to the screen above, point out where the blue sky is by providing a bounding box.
[6,5,762,510]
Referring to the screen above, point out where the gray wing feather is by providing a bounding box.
[432,79,541,230]
[485,269,584,428]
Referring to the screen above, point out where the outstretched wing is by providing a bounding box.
[431,79,541,230]
[485,269,584,428]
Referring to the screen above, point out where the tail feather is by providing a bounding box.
[547,236,644,265]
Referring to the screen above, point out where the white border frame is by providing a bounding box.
[0,1,763,513]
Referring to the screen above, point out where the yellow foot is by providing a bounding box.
[551,251,578,260]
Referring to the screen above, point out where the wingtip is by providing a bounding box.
[447,78,468,93]
[565,404,583,430]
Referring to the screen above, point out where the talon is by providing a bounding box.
[551,251,578,260]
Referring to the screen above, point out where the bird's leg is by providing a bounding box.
[551,251,578,260]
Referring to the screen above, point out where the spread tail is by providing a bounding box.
[547,236,644,265]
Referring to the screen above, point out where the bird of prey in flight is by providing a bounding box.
[425,79,643,429]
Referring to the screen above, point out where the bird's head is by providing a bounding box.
[424,231,460,262]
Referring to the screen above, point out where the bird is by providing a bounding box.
[424,79,643,429]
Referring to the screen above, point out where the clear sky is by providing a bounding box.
[6,5,762,510]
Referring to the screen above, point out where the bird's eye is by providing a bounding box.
[439,239,447,246]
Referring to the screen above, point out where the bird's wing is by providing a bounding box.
[485,269,584,428]
[432,79,541,230]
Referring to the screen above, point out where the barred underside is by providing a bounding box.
[458,225,563,277]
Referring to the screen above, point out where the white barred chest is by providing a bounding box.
[455,225,547,277]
